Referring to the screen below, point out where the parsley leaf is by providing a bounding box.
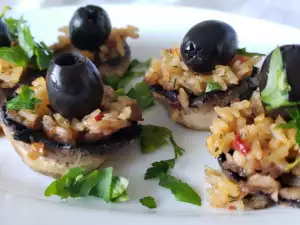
[0,5,11,19]
[277,108,300,148]
[115,88,126,96]
[6,85,41,110]
[140,125,171,153]
[142,125,184,179]
[285,158,300,172]
[0,46,29,67]
[144,159,174,180]
[261,46,297,109]
[127,81,155,110]
[159,174,201,206]
[205,81,222,92]
[4,17,19,39]
[103,76,122,90]
[139,196,157,209]
[35,41,53,70]
[117,59,151,89]
[104,59,150,90]
[236,48,265,57]
[17,19,35,58]
[44,167,129,203]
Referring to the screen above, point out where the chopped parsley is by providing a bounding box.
[139,196,157,209]
[44,167,129,203]
[261,46,297,109]
[0,8,53,70]
[159,174,201,206]
[205,81,222,92]
[141,124,200,206]
[236,47,265,57]
[6,85,41,110]
[127,81,155,110]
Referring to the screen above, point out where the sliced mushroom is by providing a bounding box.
[279,187,300,208]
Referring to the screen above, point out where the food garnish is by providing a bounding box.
[261,46,296,109]
[236,47,265,57]
[141,125,201,206]
[0,7,53,69]
[6,85,41,110]
[45,167,129,203]
[139,196,157,209]
[159,174,201,206]
[205,81,222,92]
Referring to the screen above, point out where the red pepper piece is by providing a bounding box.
[94,112,104,121]
[232,135,250,155]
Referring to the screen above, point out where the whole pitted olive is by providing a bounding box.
[0,20,11,47]
[180,20,238,73]
[69,5,112,50]
[46,52,104,119]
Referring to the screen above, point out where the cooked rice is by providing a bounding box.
[51,25,139,62]
[7,77,142,143]
[207,93,299,173]
[144,47,261,95]
[206,91,300,209]
[0,59,23,88]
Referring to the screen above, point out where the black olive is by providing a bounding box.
[259,45,300,119]
[46,52,104,119]
[180,20,238,73]
[0,19,11,47]
[69,5,111,50]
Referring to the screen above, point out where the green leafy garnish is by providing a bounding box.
[170,135,185,158]
[0,12,53,70]
[0,5,11,19]
[261,46,297,109]
[277,108,300,147]
[115,88,126,96]
[103,76,122,90]
[139,196,157,209]
[127,81,155,110]
[0,46,28,67]
[117,59,151,89]
[145,160,174,180]
[17,19,35,58]
[285,158,300,172]
[140,125,171,153]
[142,125,184,179]
[236,48,265,57]
[103,59,150,90]
[44,167,129,203]
[4,17,19,39]
[205,81,222,92]
[35,41,53,70]
[159,174,201,206]
[6,85,41,110]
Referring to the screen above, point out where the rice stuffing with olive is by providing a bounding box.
[206,45,300,210]
[144,20,262,130]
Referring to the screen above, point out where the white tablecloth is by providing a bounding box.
[1,0,300,28]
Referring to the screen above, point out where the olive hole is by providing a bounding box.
[54,53,84,67]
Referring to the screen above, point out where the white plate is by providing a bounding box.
[1,4,300,225]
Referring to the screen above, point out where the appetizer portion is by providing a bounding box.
[145,20,262,130]
[206,45,300,210]
[0,8,53,89]
[1,52,143,178]
[51,5,139,77]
